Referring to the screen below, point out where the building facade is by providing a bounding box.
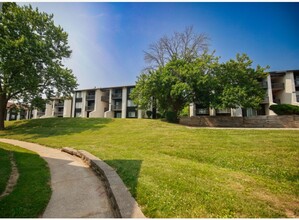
[5,102,31,121]
[190,70,299,117]
[32,97,72,119]
[72,85,142,119]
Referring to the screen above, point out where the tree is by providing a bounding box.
[131,57,195,121]
[0,3,77,129]
[212,54,268,111]
[144,26,209,69]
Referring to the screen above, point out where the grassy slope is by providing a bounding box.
[0,145,11,195]
[1,118,299,217]
[0,143,51,217]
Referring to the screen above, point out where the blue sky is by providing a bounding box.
[22,2,299,89]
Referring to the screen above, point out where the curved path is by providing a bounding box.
[0,138,114,218]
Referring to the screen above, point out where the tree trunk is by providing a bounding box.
[0,94,7,130]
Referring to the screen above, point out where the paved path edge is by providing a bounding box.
[61,147,146,218]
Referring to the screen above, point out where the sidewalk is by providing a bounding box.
[0,138,114,218]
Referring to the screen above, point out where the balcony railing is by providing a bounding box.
[196,108,209,115]
[260,81,268,88]
[112,105,122,111]
[273,98,281,104]
[101,95,109,102]
[261,96,269,104]
[112,93,122,99]
[54,112,63,116]
[55,103,64,107]
[271,82,284,90]
[85,105,95,111]
[86,95,95,100]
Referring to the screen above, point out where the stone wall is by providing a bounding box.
[179,115,299,128]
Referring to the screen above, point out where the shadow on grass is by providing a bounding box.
[1,118,113,138]
[0,147,51,218]
[104,159,142,198]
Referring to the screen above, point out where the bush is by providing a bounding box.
[156,112,162,119]
[179,105,189,117]
[165,111,178,123]
[146,110,152,119]
[269,104,299,115]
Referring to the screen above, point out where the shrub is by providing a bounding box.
[269,104,299,115]
[179,105,189,117]
[146,110,152,119]
[156,112,162,119]
[165,111,178,123]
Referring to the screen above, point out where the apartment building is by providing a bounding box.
[32,97,72,119]
[190,69,299,117]
[5,102,31,121]
[72,85,142,119]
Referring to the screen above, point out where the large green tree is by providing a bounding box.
[0,3,77,129]
[131,53,219,121]
[211,54,268,110]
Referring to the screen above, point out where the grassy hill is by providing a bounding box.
[1,118,298,217]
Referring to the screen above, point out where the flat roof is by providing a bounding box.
[75,85,135,92]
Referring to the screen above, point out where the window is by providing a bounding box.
[115,112,122,118]
[75,112,81,117]
[216,108,231,114]
[127,99,136,107]
[75,102,82,108]
[76,91,82,98]
[196,108,209,115]
[128,111,136,118]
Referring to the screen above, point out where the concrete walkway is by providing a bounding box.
[0,138,114,218]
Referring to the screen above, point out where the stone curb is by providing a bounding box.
[61,147,146,218]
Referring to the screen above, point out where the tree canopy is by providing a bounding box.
[0,3,78,129]
[131,51,268,122]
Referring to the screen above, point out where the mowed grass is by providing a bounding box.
[1,118,299,217]
[0,142,51,217]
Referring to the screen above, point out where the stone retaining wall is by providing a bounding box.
[61,147,145,218]
[179,115,299,128]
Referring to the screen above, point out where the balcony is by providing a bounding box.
[261,96,269,104]
[54,111,63,116]
[55,103,64,107]
[112,93,122,99]
[271,82,284,91]
[101,95,109,102]
[273,98,281,104]
[112,105,122,111]
[260,81,268,89]
[86,94,95,100]
[85,105,95,111]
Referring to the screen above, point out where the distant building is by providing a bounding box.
[190,69,299,117]
[32,97,72,119]
[5,102,31,121]
[72,85,142,119]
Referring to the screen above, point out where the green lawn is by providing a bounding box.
[0,142,51,217]
[1,118,298,217]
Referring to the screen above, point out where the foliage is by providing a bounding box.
[0,142,51,217]
[1,118,298,217]
[146,110,152,119]
[133,52,268,122]
[165,111,178,123]
[179,105,189,117]
[0,3,78,129]
[269,104,299,115]
[212,54,268,110]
